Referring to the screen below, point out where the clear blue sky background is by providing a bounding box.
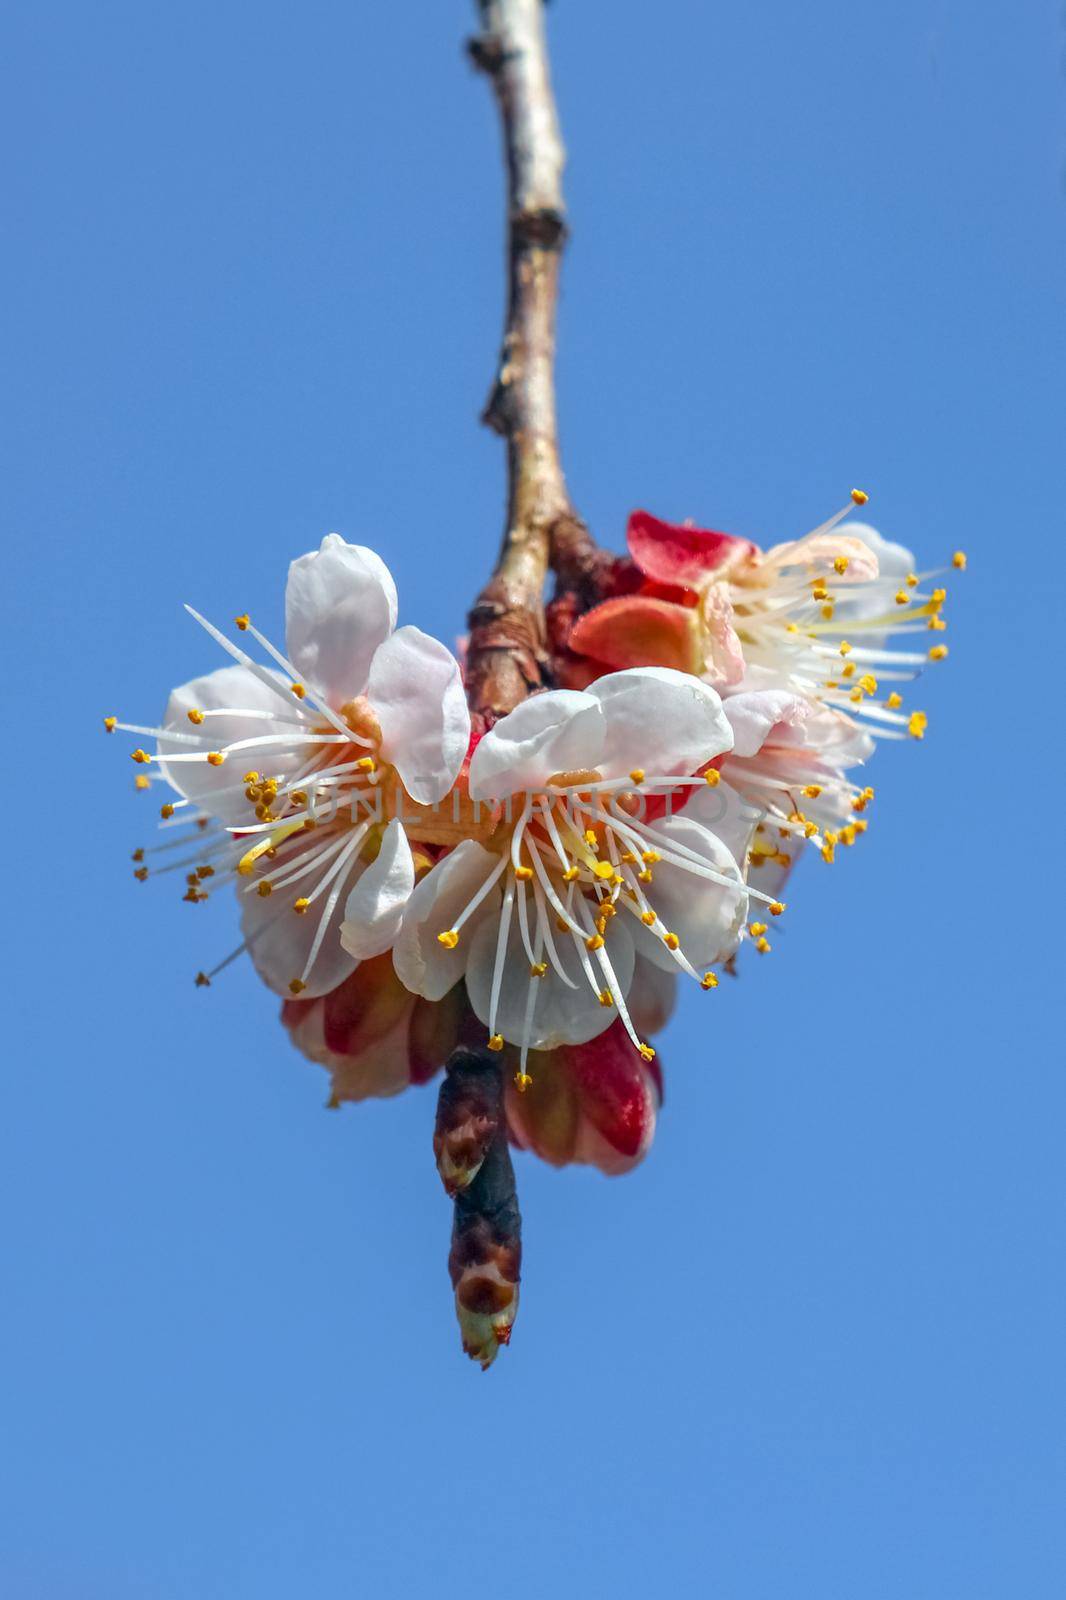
[3,2,1063,1595]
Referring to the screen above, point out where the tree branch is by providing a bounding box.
[465,0,593,719]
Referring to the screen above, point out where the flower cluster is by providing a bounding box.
[108,500,960,1355]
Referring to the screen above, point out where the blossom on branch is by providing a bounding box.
[108,535,469,999]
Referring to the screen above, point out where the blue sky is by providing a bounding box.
[3,2,1063,1595]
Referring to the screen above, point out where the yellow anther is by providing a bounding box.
[599,902,616,919]
[700,972,719,990]
[302,817,316,831]
[928,615,947,631]
[563,866,580,882]
[585,934,605,952]
[530,962,548,978]
[704,768,721,787]
[131,748,150,764]
[859,674,878,695]
[556,917,570,933]
[841,662,856,680]
[640,911,656,926]
[928,644,948,661]
[187,708,204,725]
[487,1034,504,1052]
[886,691,903,710]
[290,683,306,699]
[254,803,274,822]
[638,1043,656,1062]
[952,550,967,569]
[638,869,654,883]
[895,589,910,605]
[931,587,947,605]
[293,897,311,915]
[134,775,150,790]
[849,687,864,704]
[821,603,835,621]
[908,710,928,739]
[103,716,117,733]
[290,790,308,805]
[824,680,839,690]
[514,865,534,881]
[803,821,818,839]
[593,860,615,880]
[663,932,680,951]
[853,818,869,834]
[838,641,852,657]
[195,972,211,988]
[235,614,250,631]
[437,929,459,949]
[850,488,869,505]
[863,786,875,800]
[811,582,829,602]
[786,622,799,633]
[356,756,376,771]
[629,768,646,785]
[597,989,614,1007]
[243,771,260,784]
[257,881,273,897]
[906,572,919,588]
[803,784,823,798]
[755,936,772,954]
[288,978,306,995]
[749,922,768,937]
[160,803,175,819]
[840,825,857,846]
[833,556,849,575]
[769,901,785,916]
[513,1071,533,1093]
[641,850,660,865]
[584,828,599,847]
[133,866,149,882]
[206,751,224,767]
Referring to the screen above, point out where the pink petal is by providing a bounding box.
[568,596,705,675]
[627,509,754,588]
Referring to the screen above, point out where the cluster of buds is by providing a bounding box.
[107,496,961,1365]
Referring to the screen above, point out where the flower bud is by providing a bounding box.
[448,1117,521,1369]
[433,1047,503,1196]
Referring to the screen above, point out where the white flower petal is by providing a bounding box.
[587,667,733,779]
[631,814,748,972]
[627,953,678,1037]
[159,663,304,823]
[392,840,501,1001]
[285,534,398,706]
[722,690,810,757]
[368,625,471,805]
[339,819,415,960]
[468,690,604,800]
[684,780,766,870]
[240,831,363,999]
[845,521,916,583]
[465,908,635,1050]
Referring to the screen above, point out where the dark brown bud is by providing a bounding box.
[433,1047,503,1197]
[448,1117,522,1370]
